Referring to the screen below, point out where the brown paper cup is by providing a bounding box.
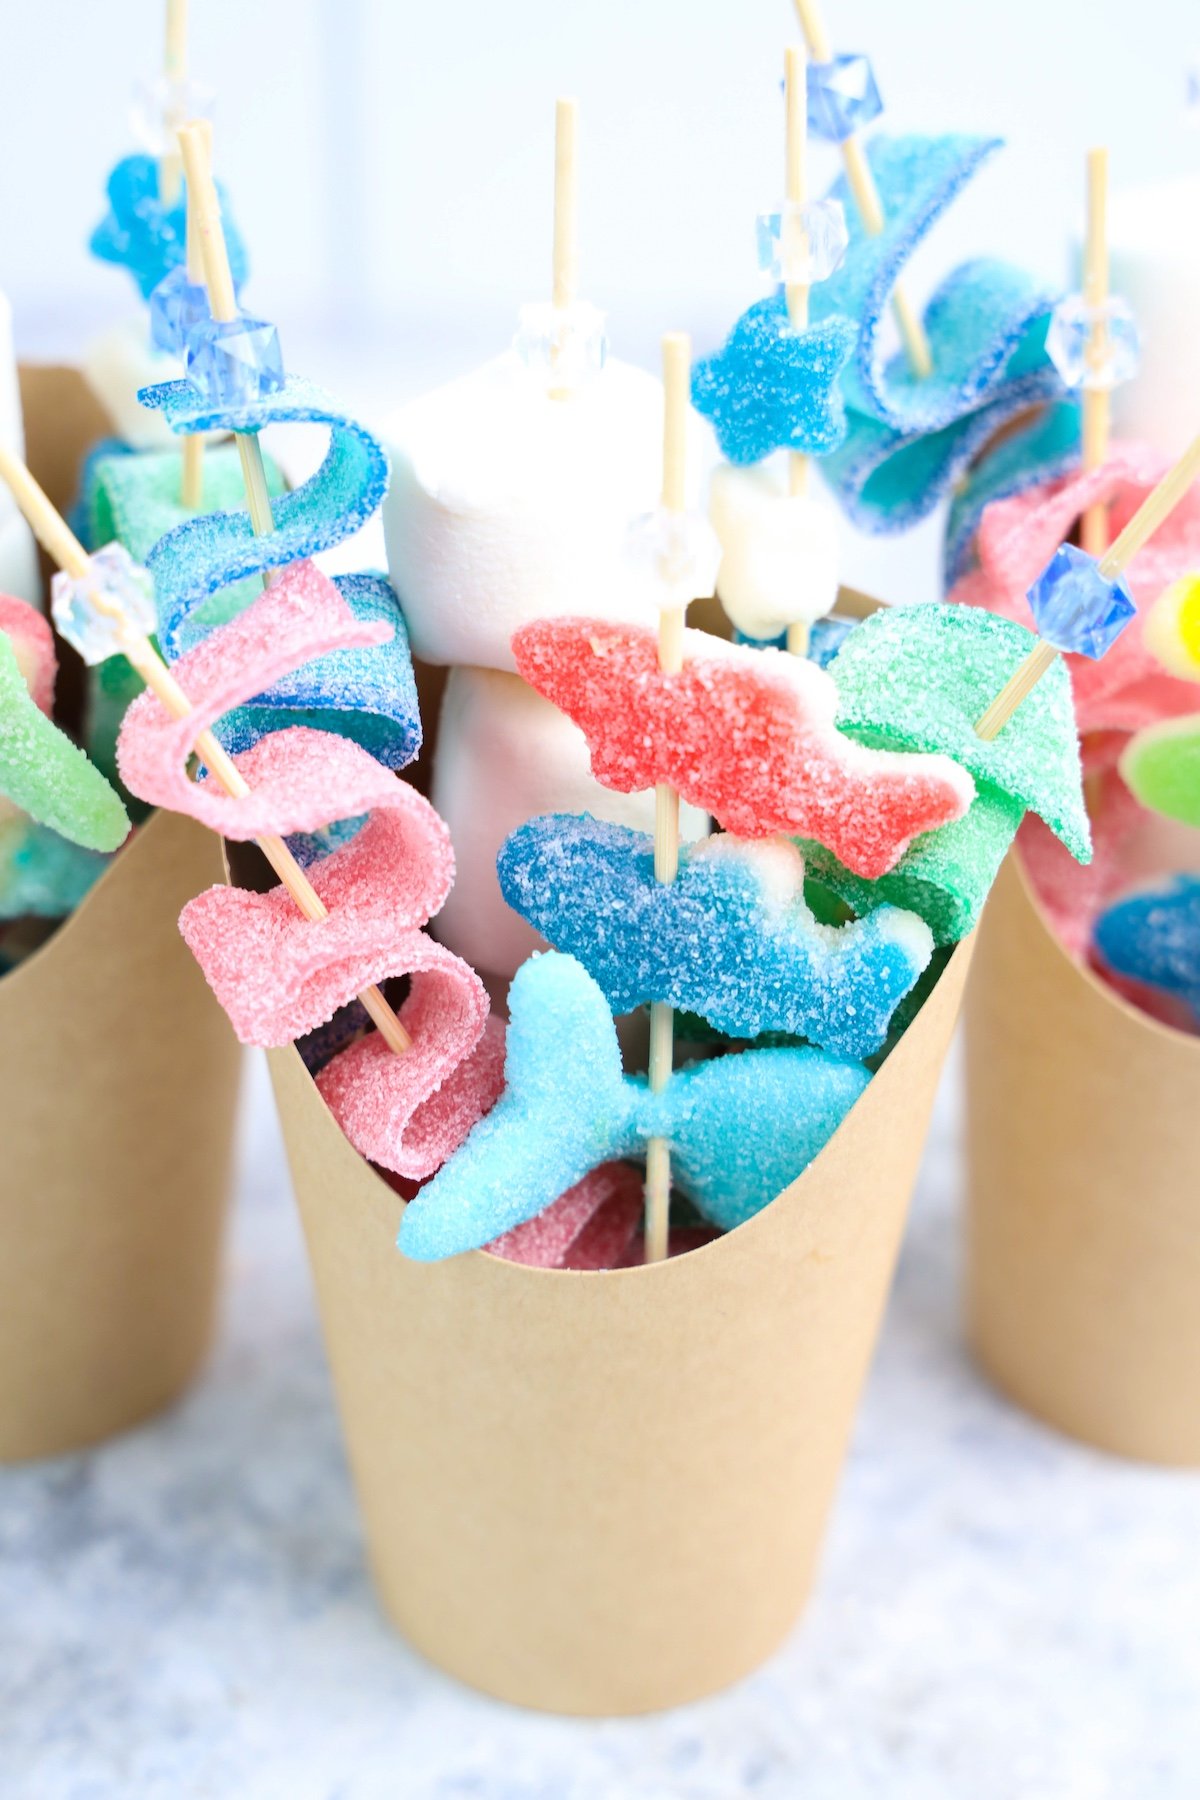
[266,932,971,1715]
[965,851,1200,1465]
[0,362,242,1462]
[0,811,242,1462]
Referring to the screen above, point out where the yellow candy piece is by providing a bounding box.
[1143,575,1200,684]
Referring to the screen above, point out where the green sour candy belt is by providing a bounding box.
[0,635,130,852]
[797,783,1025,947]
[1121,716,1200,830]
[828,603,1091,862]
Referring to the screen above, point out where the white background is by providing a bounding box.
[1,0,1195,364]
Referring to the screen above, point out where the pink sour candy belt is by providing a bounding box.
[487,1160,644,1268]
[116,561,501,1179]
[0,597,56,716]
[1017,754,1144,959]
[949,445,1200,734]
[512,618,974,880]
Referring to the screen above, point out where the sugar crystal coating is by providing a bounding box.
[89,153,248,302]
[947,446,1200,734]
[512,616,974,878]
[398,952,870,1261]
[827,602,1091,860]
[1093,876,1200,1028]
[486,1161,644,1269]
[809,136,1064,531]
[0,604,130,854]
[691,297,857,465]
[498,816,933,1057]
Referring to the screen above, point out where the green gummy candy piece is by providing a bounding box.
[1121,716,1200,830]
[798,782,1024,946]
[86,442,286,638]
[829,603,1091,863]
[0,635,130,852]
[0,818,109,919]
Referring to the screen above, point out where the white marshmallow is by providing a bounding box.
[81,318,181,448]
[382,352,687,672]
[1108,175,1200,460]
[431,665,707,981]
[708,459,840,642]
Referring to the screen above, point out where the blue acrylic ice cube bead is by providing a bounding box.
[185,313,285,408]
[1026,542,1136,660]
[149,264,212,356]
[807,54,883,143]
[1045,294,1140,392]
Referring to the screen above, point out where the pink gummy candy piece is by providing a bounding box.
[320,1010,507,1181]
[1017,759,1144,959]
[512,618,973,879]
[179,800,455,1043]
[488,1161,644,1268]
[0,595,55,716]
[949,445,1200,735]
[117,559,394,833]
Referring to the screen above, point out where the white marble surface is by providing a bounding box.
[3,1046,1199,1800]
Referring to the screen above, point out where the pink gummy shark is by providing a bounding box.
[512,617,975,881]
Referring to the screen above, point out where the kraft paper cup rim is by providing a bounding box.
[0,811,171,996]
[1010,842,1200,1057]
[275,929,975,1284]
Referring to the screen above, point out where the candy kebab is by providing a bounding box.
[0,453,412,1058]
[388,101,706,988]
[702,45,851,652]
[791,0,931,380]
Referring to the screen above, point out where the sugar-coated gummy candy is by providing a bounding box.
[0,603,130,854]
[1093,876,1200,1027]
[796,783,1024,947]
[691,296,857,466]
[1120,716,1200,830]
[947,447,1200,734]
[139,372,390,657]
[810,135,1064,532]
[512,617,974,879]
[381,354,681,673]
[828,602,1091,861]
[486,1161,644,1269]
[708,462,840,641]
[1016,759,1145,960]
[431,665,707,983]
[498,816,933,1058]
[943,401,1082,591]
[398,951,871,1261]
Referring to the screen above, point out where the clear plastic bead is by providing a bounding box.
[185,313,286,407]
[514,301,608,392]
[807,54,884,144]
[149,264,210,355]
[1046,294,1140,391]
[51,543,158,665]
[129,74,215,157]
[624,507,722,613]
[756,198,849,286]
[1026,543,1136,659]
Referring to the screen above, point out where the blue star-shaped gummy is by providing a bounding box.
[691,296,857,465]
[90,153,249,302]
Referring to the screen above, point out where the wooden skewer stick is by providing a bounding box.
[0,446,412,1056]
[549,97,579,400]
[179,116,211,511]
[1080,148,1111,557]
[644,333,690,1266]
[783,45,812,658]
[975,427,1200,741]
[792,0,932,380]
[177,123,277,549]
[159,0,188,209]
